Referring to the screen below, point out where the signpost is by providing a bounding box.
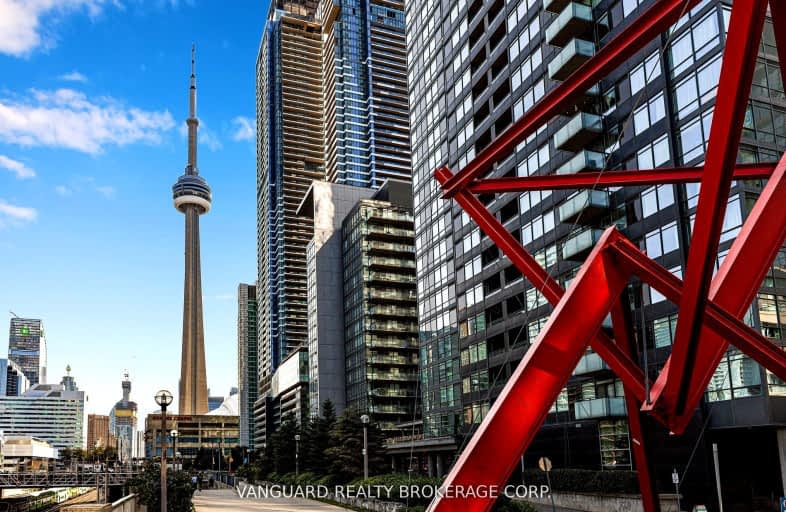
[672,468,681,512]
[538,457,556,512]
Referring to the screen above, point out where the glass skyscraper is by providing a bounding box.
[319,0,411,188]
[404,0,786,505]
[238,282,258,450]
[8,317,46,386]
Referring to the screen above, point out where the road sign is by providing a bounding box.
[672,469,679,485]
[538,457,552,472]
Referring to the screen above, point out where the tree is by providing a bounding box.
[301,399,336,475]
[128,461,194,512]
[269,418,298,475]
[325,409,386,482]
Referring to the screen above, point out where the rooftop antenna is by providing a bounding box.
[9,310,18,318]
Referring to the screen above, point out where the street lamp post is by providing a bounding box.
[155,390,173,512]
[361,415,370,480]
[294,434,301,477]
[170,430,179,472]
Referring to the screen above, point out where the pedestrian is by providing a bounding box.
[191,474,199,492]
[209,476,214,489]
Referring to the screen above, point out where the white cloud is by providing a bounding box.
[95,185,115,198]
[55,185,72,196]
[0,0,115,57]
[0,88,175,154]
[0,154,35,179]
[178,121,222,151]
[231,116,254,141]
[0,199,37,227]
[59,70,88,82]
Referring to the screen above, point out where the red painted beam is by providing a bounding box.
[438,0,701,198]
[640,150,786,432]
[653,0,768,417]
[610,234,786,388]
[426,228,628,512]
[609,301,659,512]
[467,164,775,194]
[436,166,647,402]
[769,0,786,91]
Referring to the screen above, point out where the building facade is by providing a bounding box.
[144,413,240,463]
[238,283,259,449]
[404,0,786,505]
[0,382,85,450]
[318,0,412,188]
[109,373,137,462]
[256,0,324,388]
[0,358,29,397]
[87,414,113,451]
[342,184,419,434]
[8,317,46,386]
[299,181,376,417]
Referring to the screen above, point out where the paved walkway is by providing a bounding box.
[193,488,350,511]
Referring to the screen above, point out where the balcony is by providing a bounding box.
[574,397,626,419]
[555,150,605,175]
[544,0,572,14]
[558,189,610,224]
[553,112,603,152]
[562,228,603,261]
[367,289,417,302]
[367,371,418,382]
[368,305,418,317]
[365,271,417,285]
[370,388,415,398]
[548,38,595,81]
[573,351,610,376]
[546,3,594,47]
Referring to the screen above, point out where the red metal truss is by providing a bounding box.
[427,0,786,510]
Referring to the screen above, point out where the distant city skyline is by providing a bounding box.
[0,1,265,415]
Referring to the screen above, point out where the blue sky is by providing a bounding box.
[0,0,268,417]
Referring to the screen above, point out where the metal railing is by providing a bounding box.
[0,470,140,488]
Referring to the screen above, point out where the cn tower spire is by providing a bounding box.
[172,45,211,415]
[187,43,199,175]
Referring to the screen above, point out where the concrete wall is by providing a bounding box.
[63,494,145,512]
[522,492,680,512]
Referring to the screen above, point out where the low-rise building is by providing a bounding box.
[0,435,56,472]
[144,412,240,463]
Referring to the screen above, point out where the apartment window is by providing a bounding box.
[507,0,538,31]
[521,210,555,245]
[706,353,762,401]
[742,102,786,147]
[519,189,552,213]
[549,387,569,413]
[511,48,542,91]
[453,43,469,73]
[633,93,666,136]
[453,69,471,99]
[674,53,721,120]
[678,108,713,163]
[599,420,632,469]
[652,314,678,348]
[516,143,549,177]
[752,58,786,101]
[461,256,482,281]
[629,51,661,96]
[637,135,670,169]
[458,283,484,311]
[513,79,545,120]
[644,221,679,258]
[508,16,540,61]
[641,184,675,218]
[670,11,721,77]
[455,94,474,124]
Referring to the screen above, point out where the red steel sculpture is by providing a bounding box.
[428,0,786,510]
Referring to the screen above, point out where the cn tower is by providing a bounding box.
[172,45,210,415]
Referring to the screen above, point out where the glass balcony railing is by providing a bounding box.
[367,289,417,302]
[546,3,593,47]
[555,150,606,175]
[574,397,627,419]
[548,38,595,81]
[562,227,604,261]
[558,189,610,224]
[553,112,603,152]
[573,352,611,375]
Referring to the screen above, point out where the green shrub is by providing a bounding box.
[521,468,639,494]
